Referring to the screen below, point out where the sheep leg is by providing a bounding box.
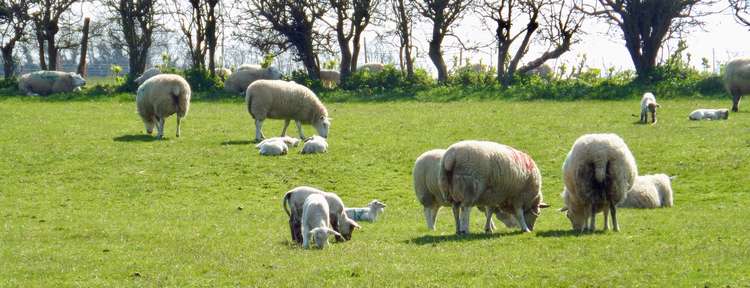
[451,203,461,235]
[281,119,290,136]
[429,206,440,230]
[732,90,741,112]
[424,206,438,230]
[588,203,596,232]
[295,120,305,139]
[610,199,620,232]
[603,205,610,230]
[640,111,646,123]
[254,119,265,142]
[156,117,165,139]
[651,111,657,124]
[458,205,471,235]
[484,208,494,234]
[176,116,181,138]
[515,207,530,233]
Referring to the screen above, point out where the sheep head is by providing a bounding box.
[313,116,331,138]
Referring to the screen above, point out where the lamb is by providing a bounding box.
[345,200,386,222]
[413,149,454,230]
[301,135,328,154]
[135,74,192,139]
[438,140,549,235]
[640,92,660,124]
[215,68,232,81]
[257,138,288,156]
[134,67,161,85]
[224,65,282,94]
[688,109,729,120]
[245,80,330,142]
[724,57,750,112]
[18,71,86,96]
[619,174,675,209]
[282,186,360,243]
[560,133,638,232]
[319,69,341,88]
[255,136,301,148]
[358,63,385,73]
[301,194,343,249]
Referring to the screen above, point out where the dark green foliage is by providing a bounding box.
[182,68,223,92]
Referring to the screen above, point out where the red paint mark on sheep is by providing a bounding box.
[508,148,536,173]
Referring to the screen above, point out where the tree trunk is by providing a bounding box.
[336,25,352,82]
[2,45,16,79]
[350,27,363,73]
[206,0,218,76]
[77,17,90,76]
[429,33,448,83]
[35,27,47,70]
[46,31,58,71]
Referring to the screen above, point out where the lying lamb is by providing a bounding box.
[301,194,342,249]
[345,200,386,222]
[688,109,729,120]
[561,133,637,232]
[255,136,301,148]
[246,79,330,142]
[619,174,675,209]
[136,74,192,139]
[301,135,328,154]
[640,92,660,124]
[283,186,360,243]
[439,140,549,235]
[18,71,86,96]
[257,138,288,156]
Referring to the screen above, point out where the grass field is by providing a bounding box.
[1,96,748,286]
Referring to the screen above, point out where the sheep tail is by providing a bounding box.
[438,149,456,202]
[282,192,292,217]
[172,84,189,118]
[594,160,607,184]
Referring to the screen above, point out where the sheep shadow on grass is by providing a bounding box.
[221,140,254,146]
[113,134,162,142]
[407,230,524,245]
[535,229,607,238]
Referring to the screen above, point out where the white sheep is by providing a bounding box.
[257,138,288,156]
[135,74,192,139]
[215,67,232,81]
[255,136,301,148]
[245,80,330,142]
[561,133,638,232]
[413,149,453,230]
[282,186,360,243]
[134,67,161,85]
[619,174,675,209]
[301,135,328,154]
[439,140,549,235]
[640,92,660,124]
[358,63,385,73]
[319,69,341,88]
[224,65,282,94]
[688,109,729,120]
[724,57,750,112]
[301,194,343,249]
[18,71,86,96]
[345,200,386,222]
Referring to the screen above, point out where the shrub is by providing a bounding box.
[182,68,222,92]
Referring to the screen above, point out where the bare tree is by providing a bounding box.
[416,0,474,83]
[482,0,583,86]
[578,0,713,82]
[76,16,89,76]
[106,0,158,80]
[0,0,32,78]
[31,0,80,71]
[392,0,415,78]
[730,0,750,28]
[235,0,327,79]
[325,0,380,82]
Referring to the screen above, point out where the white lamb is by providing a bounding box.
[724,57,750,112]
[319,69,341,88]
[413,149,453,230]
[301,194,343,249]
[619,174,675,209]
[688,109,729,120]
[18,71,87,96]
[345,200,386,222]
[439,140,549,235]
[301,135,328,154]
[358,63,385,73]
[257,139,288,156]
[282,186,360,243]
[224,65,282,94]
[255,136,301,148]
[246,80,330,142]
[135,74,191,139]
[134,67,161,85]
[640,92,660,124]
[561,133,638,232]
[215,67,232,81]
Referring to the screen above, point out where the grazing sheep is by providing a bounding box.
[18,71,86,96]
[439,140,549,235]
[301,194,343,249]
[257,138,288,156]
[136,74,192,139]
[619,174,675,209]
[224,65,282,94]
[561,133,638,232]
[724,57,750,112]
[358,63,385,73]
[688,109,729,120]
[345,200,386,222]
[215,68,232,81]
[255,136,301,148]
[640,92,660,124]
[413,149,455,230]
[301,135,328,154]
[319,69,341,88]
[134,67,161,85]
[524,64,553,79]
[246,80,330,142]
[283,186,360,243]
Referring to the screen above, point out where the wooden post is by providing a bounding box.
[77,17,90,77]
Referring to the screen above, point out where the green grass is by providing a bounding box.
[0,97,748,286]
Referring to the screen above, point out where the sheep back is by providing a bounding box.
[136,74,192,122]
[245,79,328,123]
[225,65,282,93]
[725,57,750,95]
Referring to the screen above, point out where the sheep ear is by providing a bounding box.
[539,203,550,209]
[349,219,361,229]
[558,207,568,212]
[328,228,342,238]
[669,176,677,181]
